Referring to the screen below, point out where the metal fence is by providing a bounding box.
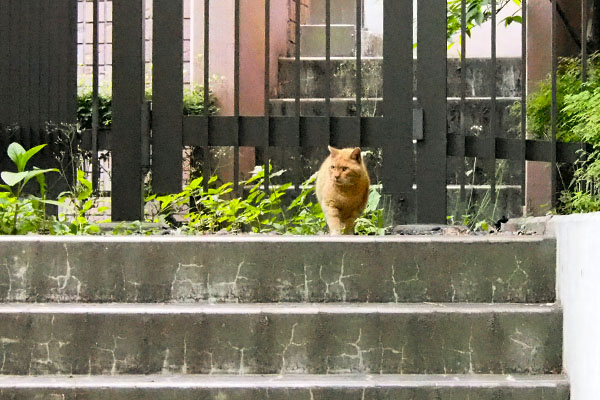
[0,0,590,224]
[0,0,77,150]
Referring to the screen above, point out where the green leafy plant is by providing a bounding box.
[521,53,600,213]
[150,165,390,235]
[285,172,327,235]
[77,90,113,129]
[520,53,600,143]
[447,0,522,46]
[183,85,220,116]
[55,170,105,235]
[354,185,392,235]
[151,166,291,234]
[446,158,510,231]
[78,85,219,129]
[0,143,58,234]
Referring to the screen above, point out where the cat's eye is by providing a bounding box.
[330,165,335,169]
[342,167,348,171]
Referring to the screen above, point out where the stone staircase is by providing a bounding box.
[0,235,569,398]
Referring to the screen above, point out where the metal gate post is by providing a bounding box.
[416,0,447,223]
[382,0,415,224]
[153,0,184,195]
[111,0,146,221]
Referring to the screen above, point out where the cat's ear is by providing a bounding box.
[350,147,361,162]
[328,146,339,155]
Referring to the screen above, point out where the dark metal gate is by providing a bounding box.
[0,0,590,225]
[0,0,77,174]
[108,0,447,223]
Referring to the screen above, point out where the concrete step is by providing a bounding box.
[0,303,562,375]
[299,25,357,57]
[277,57,522,99]
[0,374,570,399]
[269,97,520,135]
[308,0,357,25]
[0,236,555,303]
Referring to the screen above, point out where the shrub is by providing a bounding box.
[523,53,600,213]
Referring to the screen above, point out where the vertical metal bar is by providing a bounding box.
[234,0,240,193]
[57,0,69,125]
[355,0,362,117]
[111,0,146,220]
[294,0,301,117]
[383,0,414,223]
[29,0,40,145]
[459,0,467,211]
[325,0,331,117]
[551,0,558,207]
[489,0,497,213]
[67,0,78,125]
[520,0,527,206]
[19,0,30,147]
[8,0,20,136]
[582,0,588,82]
[0,0,9,128]
[47,0,59,126]
[92,0,100,192]
[264,0,271,191]
[416,0,447,223]
[153,0,183,194]
[103,0,109,83]
[39,0,50,138]
[203,0,210,191]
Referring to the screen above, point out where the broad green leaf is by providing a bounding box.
[7,143,26,166]
[366,187,381,213]
[19,144,47,172]
[83,199,94,212]
[35,170,48,198]
[1,171,28,187]
[269,169,287,178]
[22,168,58,188]
[86,225,101,234]
[37,199,64,207]
[77,187,93,201]
[77,170,93,190]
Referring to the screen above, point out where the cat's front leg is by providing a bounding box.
[322,206,344,235]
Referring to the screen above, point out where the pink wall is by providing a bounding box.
[190,0,288,116]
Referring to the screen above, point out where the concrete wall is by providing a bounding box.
[551,212,600,400]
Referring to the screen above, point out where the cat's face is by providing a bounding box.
[326,146,364,186]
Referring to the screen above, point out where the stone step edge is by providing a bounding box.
[271,97,521,102]
[301,24,356,28]
[0,234,553,244]
[279,56,522,62]
[0,374,569,390]
[0,303,559,315]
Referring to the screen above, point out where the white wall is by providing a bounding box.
[551,213,600,400]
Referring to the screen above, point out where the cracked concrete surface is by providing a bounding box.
[0,304,562,376]
[0,237,556,303]
[0,236,567,399]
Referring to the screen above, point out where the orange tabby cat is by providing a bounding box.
[316,146,370,235]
